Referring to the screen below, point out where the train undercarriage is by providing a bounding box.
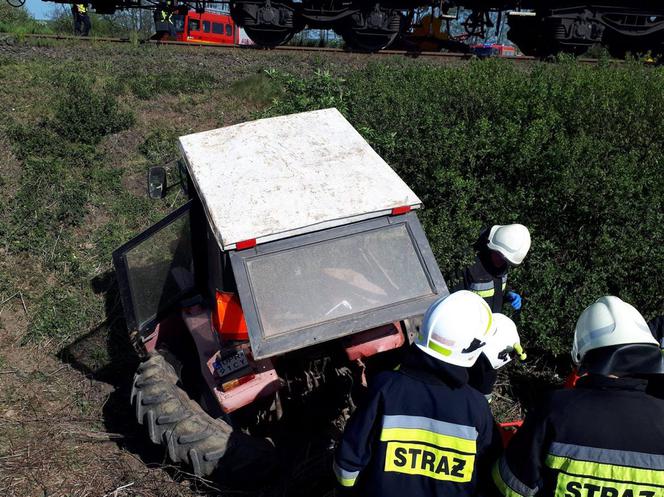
[507,3,664,56]
[22,0,664,54]
[230,1,405,51]
[226,0,664,54]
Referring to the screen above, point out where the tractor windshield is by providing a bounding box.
[247,224,432,337]
[231,212,447,358]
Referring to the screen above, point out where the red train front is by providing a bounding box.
[170,10,238,45]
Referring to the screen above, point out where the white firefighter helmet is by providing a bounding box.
[416,290,495,367]
[572,296,658,366]
[487,224,531,265]
[483,313,525,369]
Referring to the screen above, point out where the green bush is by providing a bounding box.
[265,60,664,357]
[2,72,134,264]
[52,74,135,145]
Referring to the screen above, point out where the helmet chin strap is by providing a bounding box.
[579,344,664,376]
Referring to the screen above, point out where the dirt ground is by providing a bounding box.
[0,262,228,497]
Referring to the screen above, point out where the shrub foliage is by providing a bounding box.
[265,60,664,356]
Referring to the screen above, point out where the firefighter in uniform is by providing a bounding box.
[455,224,531,313]
[479,313,527,402]
[493,296,664,497]
[455,224,531,397]
[334,290,502,497]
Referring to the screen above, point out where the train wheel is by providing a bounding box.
[341,29,399,52]
[244,26,295,47]
[339,7,401,52]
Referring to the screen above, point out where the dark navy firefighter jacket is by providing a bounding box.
[493,375,664,497]
[334,345,502,497]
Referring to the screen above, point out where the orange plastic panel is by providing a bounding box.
[212,291,249,341]
[343,323,405,361]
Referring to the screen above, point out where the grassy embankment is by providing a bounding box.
[0,41,662,495]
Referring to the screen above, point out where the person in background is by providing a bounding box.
[455,224,531,396]
[470,313,526,401]
[333,290,501,497]
[455,224,531,313]
[153,0,177,39]
[493,296,664,497]
[71,3,91,36]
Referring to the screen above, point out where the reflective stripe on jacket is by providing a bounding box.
[334,345,501,497]
[454,255,508,313]
[493,375,664,497]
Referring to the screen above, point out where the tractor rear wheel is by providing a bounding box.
[131,352,276,482]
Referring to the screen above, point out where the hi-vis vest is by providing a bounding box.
[334,349,500,497]
[454,255,508,313]
[335,415,477,486]
[493,375,664,497]
[159,0,173,22]
[380,414,477,482]
[469,276,507,299]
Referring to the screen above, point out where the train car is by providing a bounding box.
[171,10,238,44]
[23,0,664,59]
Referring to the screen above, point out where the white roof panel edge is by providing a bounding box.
[179,108,422,250]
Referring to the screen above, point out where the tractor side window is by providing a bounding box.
[212,22,224,34]
[113,202,195,334]
[203,20,211,33]
[226,24,232,36]
[188,19,200,32]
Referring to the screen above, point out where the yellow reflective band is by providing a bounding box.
[333,461,359,487]
[428,340,452,356]
[337,475,357,487]
[473,288,495,298]
[381,427,477,454]
[492,463,529,497]
[384,441,475,482]
[552,471,662,497]
[546,455,664,487]
[502,282,507,290]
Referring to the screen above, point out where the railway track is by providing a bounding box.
[8,32,611,64]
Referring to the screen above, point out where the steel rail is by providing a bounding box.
[6,32,612,63]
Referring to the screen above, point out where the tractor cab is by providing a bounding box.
[113,109,449,482]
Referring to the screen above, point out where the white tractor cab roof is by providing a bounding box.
[178,108,422,250]
[114,109,447,360]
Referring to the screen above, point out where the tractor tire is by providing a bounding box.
[131,352,233,476]
[131,352,277,484]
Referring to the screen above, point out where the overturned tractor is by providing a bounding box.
[113,108,449,491]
